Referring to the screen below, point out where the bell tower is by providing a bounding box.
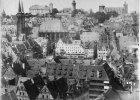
[16,0,25,40]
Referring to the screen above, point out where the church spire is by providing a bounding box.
[21,0,24,13]
[18,0,22,13]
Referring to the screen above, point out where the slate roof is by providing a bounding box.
[16,43,26,53]
[3,67,16,80]
[33,75,45,91]
[12,62,25,76]
[23,79,40,100]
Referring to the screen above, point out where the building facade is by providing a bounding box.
[55,39,85,58]
[29,3,54,15]
[97,46,108,60]
[29,5,50,15]
[99,1,128,14]
[16,77,31,100]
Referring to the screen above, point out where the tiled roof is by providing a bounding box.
[39,18,68,32]
[11,46,19,54]
[23,41,30,49]
[119,36,137,50]
[1,90,18,100]
[16,44,26,53]
[46,63,109,80]
[1,77,8,87]
[23,79,40,100]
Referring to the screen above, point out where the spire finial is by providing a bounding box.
[21,0,24,13]
[18,0,22,13]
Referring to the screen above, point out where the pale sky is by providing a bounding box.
[0,0,139,15]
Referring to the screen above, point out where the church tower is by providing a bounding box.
[16,0,25,40]
[1,9,6,18]
[72,0,76,11]
[123,1,128,14]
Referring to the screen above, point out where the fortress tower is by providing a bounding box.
[72,0,76,11]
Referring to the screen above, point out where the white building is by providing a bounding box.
[55,39,85,58]
[29,5,50,15]
[97,46,108,60]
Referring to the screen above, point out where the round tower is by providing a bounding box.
[49,3,53,13]
[72,0,76,11]
[123,1,128,14]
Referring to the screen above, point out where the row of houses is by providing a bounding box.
[55,38,108,60]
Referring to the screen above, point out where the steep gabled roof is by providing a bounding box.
[23,79,40,100]
[33,75,45,91]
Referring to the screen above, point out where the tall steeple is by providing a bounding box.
[18,0,22,13]
[16,0,25,41]
[21,0,24,13]
[1,9,6,18]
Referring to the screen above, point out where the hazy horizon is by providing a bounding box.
[0,0,139,15]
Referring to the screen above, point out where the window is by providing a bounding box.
[46,95,48,99]
[99,71,102,78]
[42,95,44,98]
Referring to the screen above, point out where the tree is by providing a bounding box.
[51,8,59,17]
[94,12,106,23]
